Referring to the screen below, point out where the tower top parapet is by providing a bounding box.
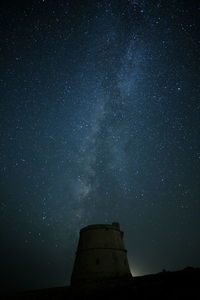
[80,222,120,233]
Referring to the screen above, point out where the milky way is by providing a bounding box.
[0,0,200,292]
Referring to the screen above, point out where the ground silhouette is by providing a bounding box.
[1,267,200,299]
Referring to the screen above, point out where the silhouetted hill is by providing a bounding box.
[1,267,200,299]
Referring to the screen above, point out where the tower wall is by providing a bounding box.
[71,222,132,286]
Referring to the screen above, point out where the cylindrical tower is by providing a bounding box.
[71,222,132,286]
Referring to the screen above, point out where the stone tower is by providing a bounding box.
[71,222,132,287]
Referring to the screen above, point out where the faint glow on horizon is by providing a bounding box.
[130,266,143,277]
[129,262,149,277]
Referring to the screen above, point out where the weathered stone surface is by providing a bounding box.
[70,222,132,287]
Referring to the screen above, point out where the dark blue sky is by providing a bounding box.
[0,0,200,292]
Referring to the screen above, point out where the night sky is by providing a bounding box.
[0,0,200,292]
